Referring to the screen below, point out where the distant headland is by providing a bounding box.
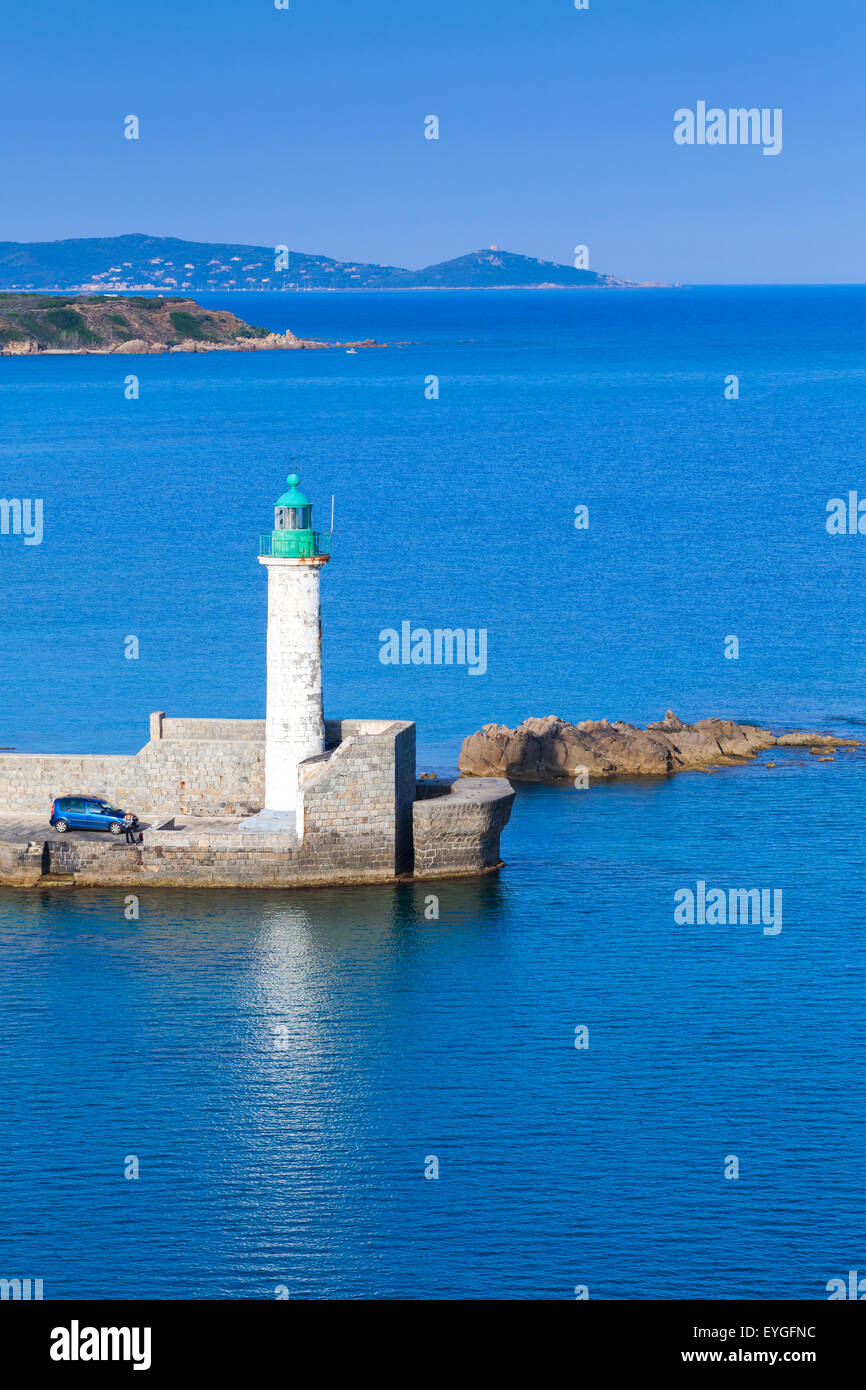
[0,234,666,293]
[0,293,378,356]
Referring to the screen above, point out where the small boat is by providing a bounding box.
[345,347,357,354]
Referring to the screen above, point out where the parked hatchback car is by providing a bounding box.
[50,797,139,836]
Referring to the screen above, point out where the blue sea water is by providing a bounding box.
[0,288,865,1299]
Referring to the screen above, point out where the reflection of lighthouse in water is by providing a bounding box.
[255,470,331,829]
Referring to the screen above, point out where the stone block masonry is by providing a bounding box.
[0,713,514,888]
[413,778,516,878]
[300,721,416,875]
[0,743,264,819]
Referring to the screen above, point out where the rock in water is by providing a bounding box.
[457,712,858,782]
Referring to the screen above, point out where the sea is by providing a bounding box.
[0,286,864,1299]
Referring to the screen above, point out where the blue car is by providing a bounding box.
[50,796,139,836]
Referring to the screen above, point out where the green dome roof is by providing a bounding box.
[276,471,311,507]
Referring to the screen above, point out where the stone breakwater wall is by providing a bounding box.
[413,778,516,878]
[0,713,514,887]
[0,773,513,888]
[1,828,401,889]
[0,722,263,818]
[0,714,418,817]
[301,720,417,875]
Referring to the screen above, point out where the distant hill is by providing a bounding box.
[0,235,656,292]
[394,249,633,289]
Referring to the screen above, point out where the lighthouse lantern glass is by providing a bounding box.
[275,504,312,531]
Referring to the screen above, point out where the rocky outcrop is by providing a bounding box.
[0,293,380,355]
[1,337,40,354]
[458,710,858,782]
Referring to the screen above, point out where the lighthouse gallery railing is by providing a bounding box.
[259,532,331,558]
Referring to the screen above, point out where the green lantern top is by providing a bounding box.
[276,472,311,508]
[259,468,331,560]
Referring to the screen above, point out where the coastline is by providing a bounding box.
[0,282,670,295]
[0,334,385,356]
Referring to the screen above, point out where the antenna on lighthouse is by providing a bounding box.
[330,494,335,533]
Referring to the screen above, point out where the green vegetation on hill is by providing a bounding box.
[0,293,271,352]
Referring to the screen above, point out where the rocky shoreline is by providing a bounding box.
[0,330,383,356]
[458,710,859,782]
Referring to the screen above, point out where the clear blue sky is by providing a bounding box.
[2,0,863,282]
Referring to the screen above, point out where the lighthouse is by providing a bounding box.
[257,470,330,827]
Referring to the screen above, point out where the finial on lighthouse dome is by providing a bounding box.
[279,471,309,506]
[260,466,330,560]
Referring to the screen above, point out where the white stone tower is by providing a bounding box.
[257,470,330,826]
